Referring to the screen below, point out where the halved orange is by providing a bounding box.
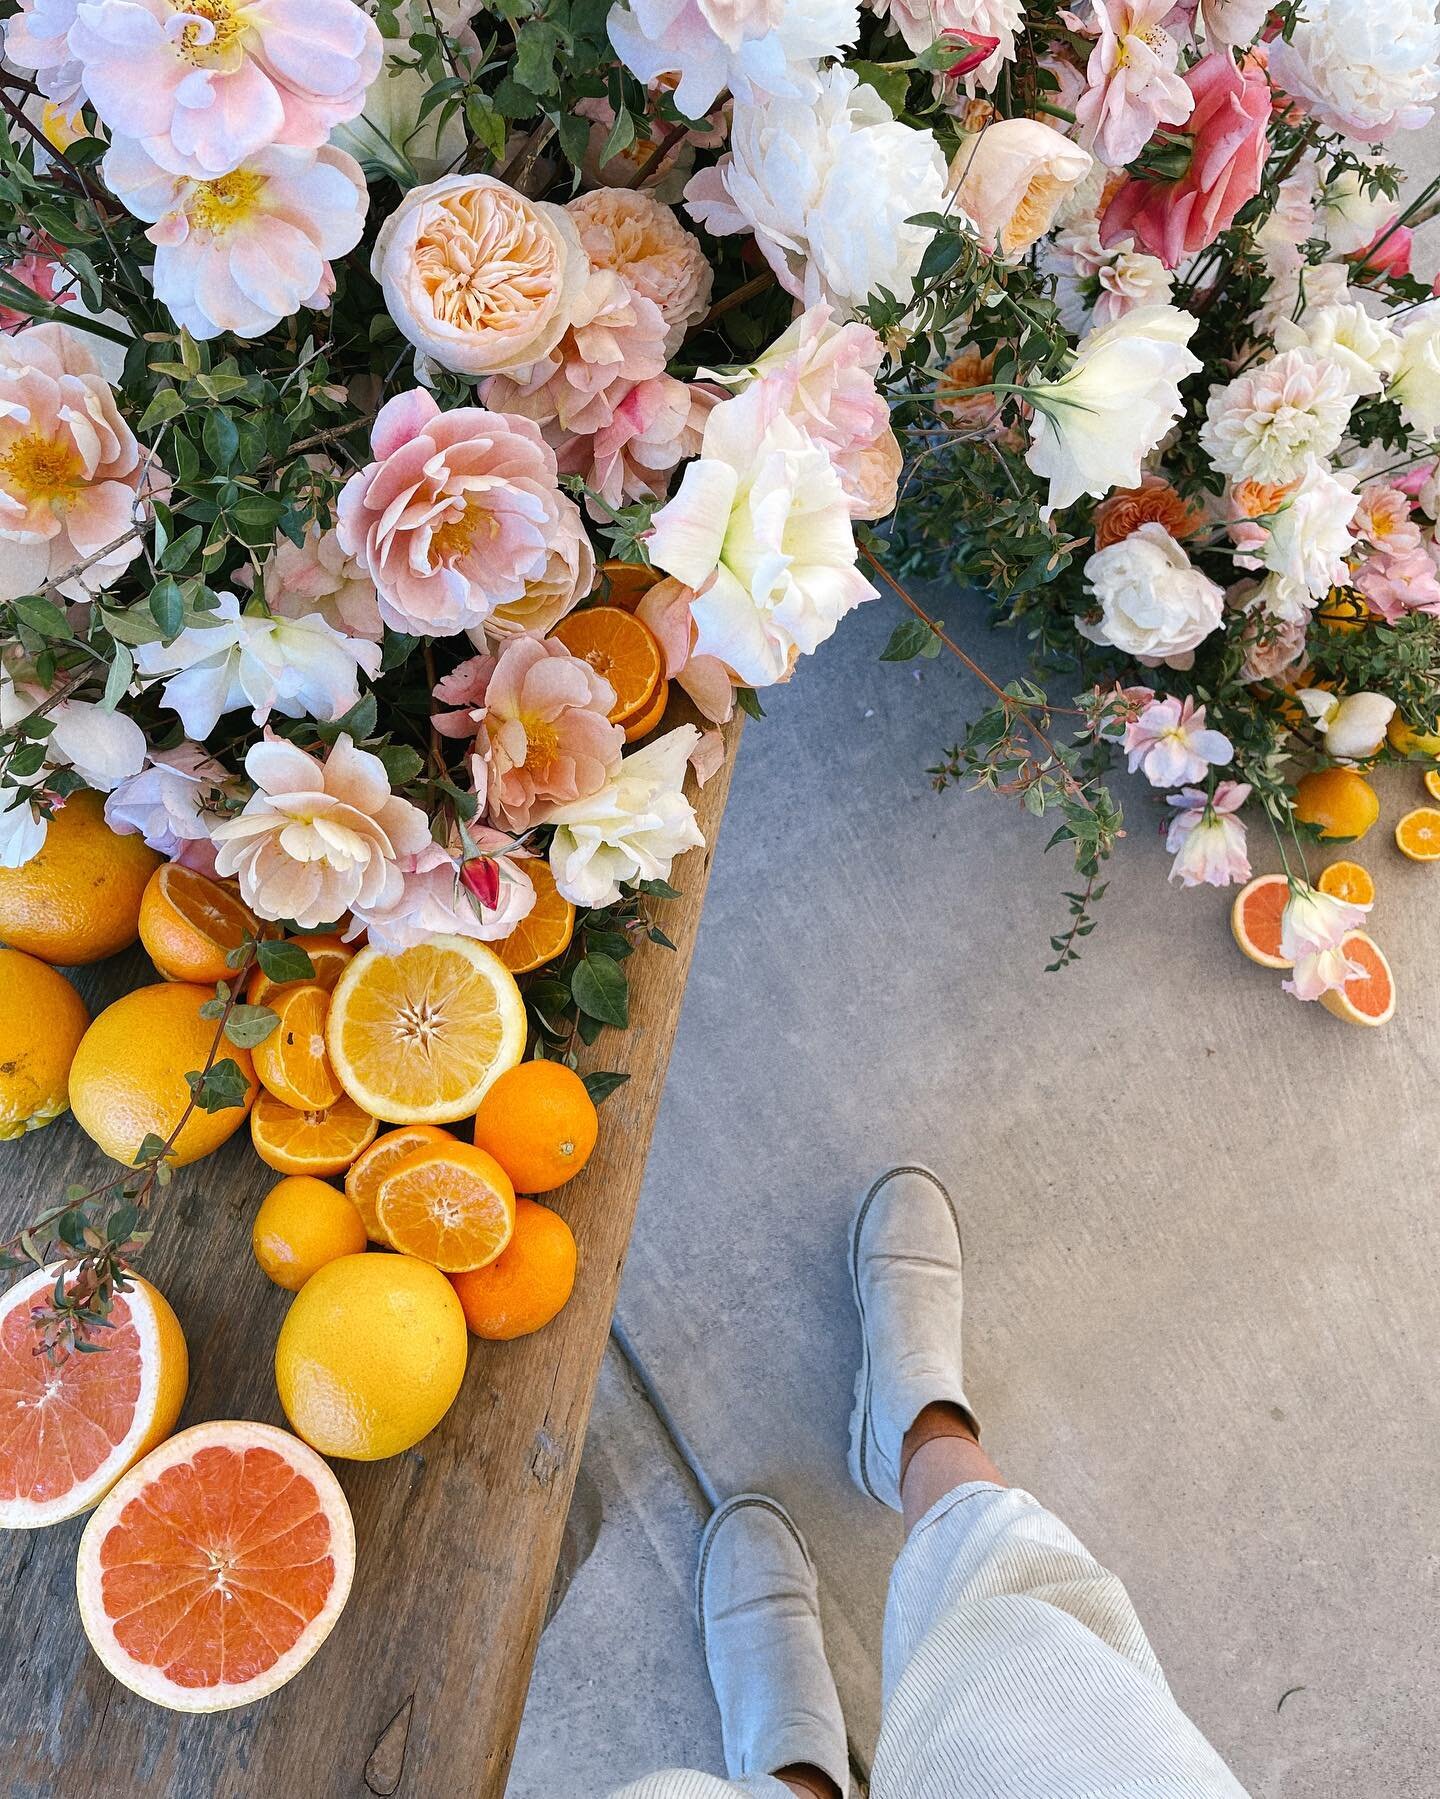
[1396,806,1440,860]
[1230,873,1293,968]
[253,983,341,1112]
[1425,769,1440,804]
[375,1141,516,1272]
[497,861,576,977]
[245,933,353,1007]
[138,863,260,984]
[344,1122,456,1242]
[600,560,662,612]
[624,676,671,742]
[251,1090,378,1176]
[76,1419,355,1711]
[1316,860,1375,907]
[551,605,664,724]
[1318,931,1395,1026]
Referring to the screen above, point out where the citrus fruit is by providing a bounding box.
[1229,873,1293,969]
[274,1253,468,1459]
[253,983,342,1112]
[75,1419,355,1710]
[138,863,260,984]
[0,947,88,1139]
[496,860,576,977]
[1316,860,1375,907]
[472,1060,599,1194]
[1395,806,1440,860]
[250,1090,378,1176]
[343,1122,455,1243]
[326,936,525,1124]
[69,983,258,1167]
[1318,931,1395,1027]
[252,1175,368,1291]
[0,788,161,964]
[600,559,661,611]
[1426,769,1440,804]
[375,1141,516,1272]
[0,1266,187,1529]
[449,1198,578,1340]
[245,933,353,1007]
[1315,592,1369,634]
[623,676,671,742]
[551,606,664,724]
[1292,767,1379,842]
[1388,713,1440,758]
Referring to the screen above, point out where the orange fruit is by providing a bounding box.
[1426,769,1440,804]
[1316,860,1375,907]
[250,1090,378,1176]
[252,1175,368,1291]
[343,1122,455,1243]
[0,1265,187,1529]
[1395,805,1440,860]
[623,676,671,742]
[1230,873,1293,968]
[449,1197,578,1340]
[552,605,664,724]
[375,1140,516,1272]
[1388,713,1440,758]
[600,559,662,611]
[1315,592,1369,635]
[76,1419,355,1710]
[138,863,261,984]
[472,1060,598,1194]
[1318,931,1395,1027]
[274,1253,467,1459]
[496,860,576,977]
[253,982,341,1112]
[69,982,258,1167]
[1292,767,1379,842]
[0,946,88,1139]
[0,788,161,964]
[326,936,525,1124]
[245,933,353,1007]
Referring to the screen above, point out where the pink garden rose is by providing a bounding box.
[1101,53,1269,269]
[349,828,536,952]
[469,492,597,648]
[568,187,714,353]
[555,373,711,515]
[636,576,736,723]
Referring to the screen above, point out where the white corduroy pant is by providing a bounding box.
[609,1482,1250,1798]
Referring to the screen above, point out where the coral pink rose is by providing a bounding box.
[555,375,712,515]
[1101,53,1269,268]
[0,242,71,334]
[567,187,714,353]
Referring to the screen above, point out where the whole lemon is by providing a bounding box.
[1387,713,1440,759]
[0,948,88,1139]
[0,790,161,964]
[253,1176,368,1292]
[275,1253,467,1460]
[69,982,258,1168]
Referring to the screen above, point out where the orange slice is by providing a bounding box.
[253,983,341,1112]
[245,933,353,1007]
[1425,769,1440,804]
[1230,873,1293,969]
[138,863,261,984]
[344,1122,456,1243]
[251,1090,378,1176]
[1316,860,1375,907]
[497,860,576,977]
[600,559,662,612]
[326,936,526,1124]
[76,1419,355,1711]
[623,676,670,742]
[1395,805,1440,860]
[1318,931,1395,1026]
[0,1266,187,1529]
[375,1141,516,1272]
[551,606,664,724]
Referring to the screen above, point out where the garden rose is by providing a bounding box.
[1199,348,1354,486]
[560,374,711,515]
[258,523,382,644]
[104,741,232,856]
[872,0,1023,90]
[568,187,713,354]
[45,698,146,790]
[948,118,1092,259]
[1093,474,1200,548]
[1267,0,1440,142]
[1272,302,1400,399]
[1391,304,1440,440]
[469,495,596,648]
[1280,883,1369,1002]
[1254,460,1358,598]
[351,829,536,952]
[546,724,705,908]
[4,0,84,108]
[1080,523,1224,665]
[1165,781,1252,888]
[635,577,736,723]
[1124,693,1232,787]
[0,241,71,335]
[1074,0,1192,170]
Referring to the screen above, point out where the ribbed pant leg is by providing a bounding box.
[870,1483,1251,1799]
[607,1773,792,1798]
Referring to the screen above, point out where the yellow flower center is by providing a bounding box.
[520,715,560,773]
[0,430,85,506]
[430,504,501,563]
[170,0,248,66]
[188,169,267,237]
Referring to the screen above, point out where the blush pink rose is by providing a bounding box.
[555,375,712,515]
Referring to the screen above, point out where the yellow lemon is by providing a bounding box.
[252,1176,368,1292]
[0,947,88,1139]
[1388,714,1440,758]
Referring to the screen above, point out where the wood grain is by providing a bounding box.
[0,708,741,1799]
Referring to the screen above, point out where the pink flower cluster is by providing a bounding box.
[1350,483,1440,620]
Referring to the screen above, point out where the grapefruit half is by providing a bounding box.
[1230,873,1293,969]
[1318,932,1395,1027]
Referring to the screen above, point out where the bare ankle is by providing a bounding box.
[899,1400,979,1480]
[776,1764,843,1799]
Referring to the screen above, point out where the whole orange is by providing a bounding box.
[252,1176,368,1291]
[0,947,88,1139]
[1293,767,1379,842]
[472,1061,598,1194]
[0,789,161,964]
[449,1198,578,1340]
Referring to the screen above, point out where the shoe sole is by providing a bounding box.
[695,1492,814,1656]
[847,1164,963,1506]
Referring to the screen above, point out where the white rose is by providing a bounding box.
[1268,0,1440,141]
[1317,163,1397,256]
[1392,302,1440,439]
[607,0,860,117]
[1257,460,1358,596]
[1080,523,1224,666]
[1273,302,1400,398]
[546,726,706,909]
[947,117,1092,259]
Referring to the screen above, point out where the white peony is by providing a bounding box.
[546,725,705,909]
[1272,302,1400,398]
[1200,348,1354,486]
[104,741,232,855]
[1255,460,1358,597]
[1268,0,1440,141]
[683,66,947,317]
[1080,523,1225,666]
[1392,302,1440,439]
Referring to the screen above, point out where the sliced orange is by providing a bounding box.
[326,936,526,1124]
[344,1122,456,1243]
[552,605,664,724]
[139,863,261,984]
[76,1419,355,1711]
[1395,805,1440,860]
[1230,873,1293,969]
[1425,769,1440,803]
[1316,860,1375,907]
[623,676,671,742]
[251,1090,378,1176]
[375,1141,516,1273]
[1293,767,1379,842]
[253,983,341,1112]
[245,933,353,1007]
[497,860,576,977]
[600,559,662,612]
[1318,931,1395,1026]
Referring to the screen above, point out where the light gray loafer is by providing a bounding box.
[848,1165,978,1512]
[696,1494,848,1793]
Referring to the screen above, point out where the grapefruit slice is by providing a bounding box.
[0,1267,187,1530]
[1230,873,1293,969]
[76,1419,355,1712]
[1318,931,1395,1027]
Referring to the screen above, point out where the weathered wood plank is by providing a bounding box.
[0,707,741,1798]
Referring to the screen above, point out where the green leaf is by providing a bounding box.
[638,877,681,899]
[13,595,73,639]
[101,642,134,711]
[133,1132,170,1165]
[880,617,940,661]
[187,1057,252,1113]
[582,1070,630,1105]
[374,744,424,785]
[848,61,911,114]
[202,408,239,471]
[7,742,46,779]
[149,577,184,638]
[160,525,202,570]
[138,388,186,431]
[255,938,316,983]
[514,19,562,93]
[734,687,765,720]
[224,1003,279,1048]
[570,952,628,1027]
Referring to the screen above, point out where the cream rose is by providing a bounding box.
[1080,523,1224,665]
[948,119,1093,259]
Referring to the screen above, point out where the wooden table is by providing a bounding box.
[0,711,741,1798]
